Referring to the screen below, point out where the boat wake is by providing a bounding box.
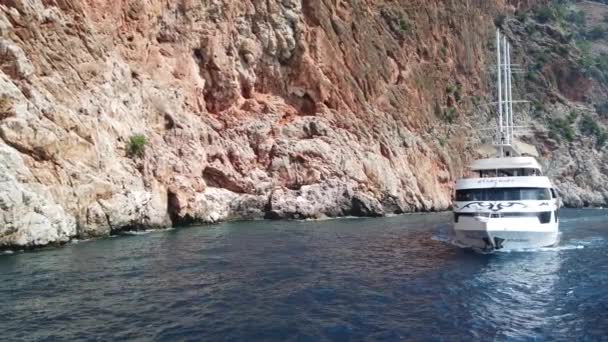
[497,244,583,253]
[431,224,471,249]
[504,235,605,253]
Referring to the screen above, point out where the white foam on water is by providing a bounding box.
[2,250,14,255]
[568,236,605,246]
[301,211,442,222]
[431,235,449,243]
[431,234,472,250]
[301,216,365,222]
[69,238,93,245]
[122,231,153,236]
[497,244,585,253]
[121,227,176,235]
[560,212,608,224]
[497,234,603,253]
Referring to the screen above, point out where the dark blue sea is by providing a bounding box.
[1,209,607,341]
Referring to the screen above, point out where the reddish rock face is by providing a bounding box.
[3,0,606,247]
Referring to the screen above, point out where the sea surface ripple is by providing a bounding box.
[0,209,607,341]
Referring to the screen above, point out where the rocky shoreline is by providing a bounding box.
[0,201,598,252]
[0,176,593,252]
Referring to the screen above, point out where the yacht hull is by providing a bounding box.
[454,228,559,251]
[453,212,559,251]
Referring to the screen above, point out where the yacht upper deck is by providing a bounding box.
[456,176,553,190]
[471,157,541,172]
[467,157,543,178]
[457,156,551,190]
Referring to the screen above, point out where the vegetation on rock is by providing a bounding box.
[548,111,577,143]
[579,114,608,148]
[127,134,148,158]
[380,7,413,41]
[586,25,608,40]
[517,1,608,151]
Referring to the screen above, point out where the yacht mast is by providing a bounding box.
[507,42,514,145]
[494,29,515,156]
[502,35,509,145]
[496,30,503,157]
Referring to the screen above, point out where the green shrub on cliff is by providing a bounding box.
[548,110,578,142]
[536,7,555,23]
[599,132,608,147]
[567,10,587,26]
[576,40,595,75]
[127,134,148,158]
[549,117,575,142]
[526,70,539,83]
[579,114,607,148]
[443,107,457,124]
[591,54,608,83]
[596,54,608,73]
[567,111,578,124]
[399,16,411,33]
[556,45,569,57]
[446,83,461,102]
[532,101,546,114]
[577,39,591,53]
[380,7,413,40]
[587,26,608,40]
[577,48,608,82]
[531,2,587,31]
[536,50,548,65]
[579,114,598,135]
[595,101,608,117]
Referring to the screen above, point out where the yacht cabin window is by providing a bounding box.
[550,188,558,199]
[477,168,540,178]
[456,187,551,201]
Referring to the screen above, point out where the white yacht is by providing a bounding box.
[452,30,560,252]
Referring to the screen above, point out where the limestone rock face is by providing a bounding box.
[0,144,76,247]
[193,187,267,223]
[267,181,355,219]
[2,0,603,248]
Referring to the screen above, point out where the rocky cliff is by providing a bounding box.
[502,1,608,208]
[0,0,605,248]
